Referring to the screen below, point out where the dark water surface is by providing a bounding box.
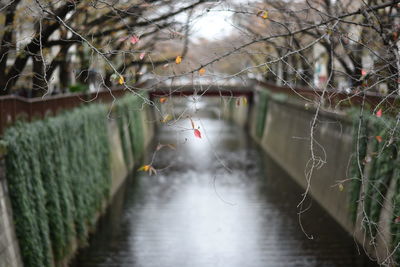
[72,117,376,267]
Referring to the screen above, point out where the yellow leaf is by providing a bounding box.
[138,165,151,172]
[338,184,344,192]
[118,76,124,85]
[242,97,248,105]
[161,114,173,123]
[175,56,182,64]
[257,10,268,19]
[199,68,206,75]
[261,11,268,19]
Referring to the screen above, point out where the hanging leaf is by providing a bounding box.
[376,108,382,118]
[375,136,383,143]
[257,10,268,19]
[338,184,344,192]
[138,165,151,172]
[138,164,157,175]
[189,118,195,129]
[156,143,176,151]
[175,56,182,64]
[159,97,168,103]
[118,75,124,85]
[242,97,248,105]
[194,129,201,139]
[110,73,118,82]
[129,35,140,45]
[139,52,146,60]
[199,68,206,76]
[161,114,173,123]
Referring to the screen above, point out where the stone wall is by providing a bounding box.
[228,89,395,264]
[0,158,23,267]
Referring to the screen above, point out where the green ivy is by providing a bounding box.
[115,93,147,167]
[364,117,397,237]
[255,90,269,139]
[3,104,111,266]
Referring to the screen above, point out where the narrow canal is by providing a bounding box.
[72,106,376,266]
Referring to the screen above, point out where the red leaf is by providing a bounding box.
[376,108,382,118]
[194,129,201,139]
[130,35,140,45]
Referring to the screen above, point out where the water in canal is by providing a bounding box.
[72,104,376,267]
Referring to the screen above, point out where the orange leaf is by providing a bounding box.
[375,136,383,143]
[138,165,151,172]
[257,10,268,19]
[199,68,206,76]
[159,97,168,103]
[194,129,201,139]
[376,108,382,118]
[175,56,182,64]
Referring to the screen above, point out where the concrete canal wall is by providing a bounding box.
[224,89,399,265]
[0,94,154,267]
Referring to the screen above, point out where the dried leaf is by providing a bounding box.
[166,144,176,150]
[159,97,168,103]
[194,129,201,139]
[236,98,240,107]
[375,136,383,143]
[161,114,173,123]
[129,35,140,45]
[199,68,206,76]
[189,118,195,129]
[163,63,169,68]
[376,108,382,118]
[110,73,118,81]
[175,55,182,64]
[149,166,157,176]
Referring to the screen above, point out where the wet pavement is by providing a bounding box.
[71,115,376,267]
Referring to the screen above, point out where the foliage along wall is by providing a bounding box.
[2,93,150,267]
[347,109,400,262]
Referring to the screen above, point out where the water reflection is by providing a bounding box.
[71,116,376,267]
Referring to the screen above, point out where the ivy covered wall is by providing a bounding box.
[2,93,151,267]
[347,110,400,262]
